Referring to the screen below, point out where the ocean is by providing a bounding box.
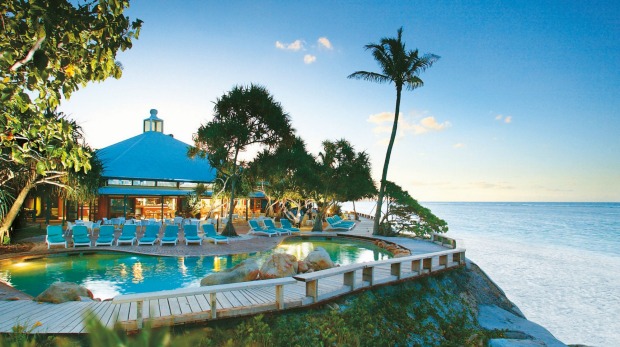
[341,201,619,347]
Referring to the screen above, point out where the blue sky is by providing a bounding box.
[59,1,619,202]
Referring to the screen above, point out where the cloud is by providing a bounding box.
[368,112,450,145]
[275,40,304,51]
[318,37,333,50]
[495,114,513,124]
[453,143,465,149]
[400,116,451,135]
[420,116,450,131]
[367,112,394,124]
[303,54,317,64]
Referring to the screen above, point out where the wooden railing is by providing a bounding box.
[293,248,465,304]
[112,247,465,331]
[431,233,458,249]
[112,277,297,330]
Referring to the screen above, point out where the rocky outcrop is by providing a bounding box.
[302,247,334,271]
[201,247,338,286]
[200,259,261,286]
[372,240,411,257]
[35,282,95,304]
[259,253,298,279]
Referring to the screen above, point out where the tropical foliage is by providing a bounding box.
[304,139,375,231]
[348,27,439,235]
[379,180,448,237]
[189,84,295,236]
[246,136,316,220]
[0,0,141,243]
[0,269,500,346]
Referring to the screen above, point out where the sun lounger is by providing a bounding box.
[95,225,115,246]
[279,219,301,234]
[72,225,92,247]
[116,224,137,246]
[184,224,202,245]
[202,224,229,244]
[326,216,355,231]
[46,225,67,249]
[161,225,179,245]
[248,220,278,237]
[332,215,355,226]
[138,224,160,245]
[262,218,291,235]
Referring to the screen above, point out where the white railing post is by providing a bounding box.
[306,280,318,303]
[136,301,143,329]
[275,284,284,309]
[390,262,402,279]
[344,270,356,290]
[362,266,374,285]
[210,292,217,319]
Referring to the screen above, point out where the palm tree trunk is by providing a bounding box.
[373,86,402,235]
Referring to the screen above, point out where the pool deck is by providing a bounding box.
[0,218,462,334]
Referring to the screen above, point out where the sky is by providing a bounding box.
[59,0,620,202]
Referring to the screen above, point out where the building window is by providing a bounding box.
[179,182,198,188]
[133,180,156,187]
[108,179,132,186]
[157,181,177,187]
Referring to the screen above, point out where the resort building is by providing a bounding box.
[23,110,267,223]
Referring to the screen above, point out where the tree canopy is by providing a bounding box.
[379,180,448,237]
[348,27,438,235]
[305,139,375,231]
[190,84,295,236]
[0,0,142,243]
[246,136,317,221]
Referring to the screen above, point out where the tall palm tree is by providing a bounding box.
[348,27,439,235]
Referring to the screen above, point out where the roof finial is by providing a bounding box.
[144,108,163,133]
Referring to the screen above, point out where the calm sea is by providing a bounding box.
[341,201,620,347]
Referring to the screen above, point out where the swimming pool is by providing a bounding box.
[0,236,391,299]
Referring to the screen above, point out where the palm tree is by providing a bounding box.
[348,27,439,235]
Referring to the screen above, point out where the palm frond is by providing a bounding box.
[347,71,391,84]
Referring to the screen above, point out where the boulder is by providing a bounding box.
[297,260,309,273]
[303,247,334,271]
[200,259,260,286]
[35,282,94,304]
[259,253,298,279]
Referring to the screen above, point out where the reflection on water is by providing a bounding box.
[0,237,391,299]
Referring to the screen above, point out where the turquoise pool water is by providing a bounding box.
[0,236,391,299]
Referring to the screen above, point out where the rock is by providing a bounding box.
[35,282,94,304]
[297,260,309,273]
[393,252,409,258]
[303,247,334,271]
[200,259,260,286]
[260,253,298,279]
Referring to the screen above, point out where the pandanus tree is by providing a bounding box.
[305,139,375,232]
[348,27,439,235]
[246,137,316,222]
[189,84,295,236]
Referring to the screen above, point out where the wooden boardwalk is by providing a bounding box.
[0,220,464,334]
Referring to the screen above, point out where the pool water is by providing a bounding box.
[0,236,391,299]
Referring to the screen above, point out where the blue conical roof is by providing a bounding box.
[96,131,215,182]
